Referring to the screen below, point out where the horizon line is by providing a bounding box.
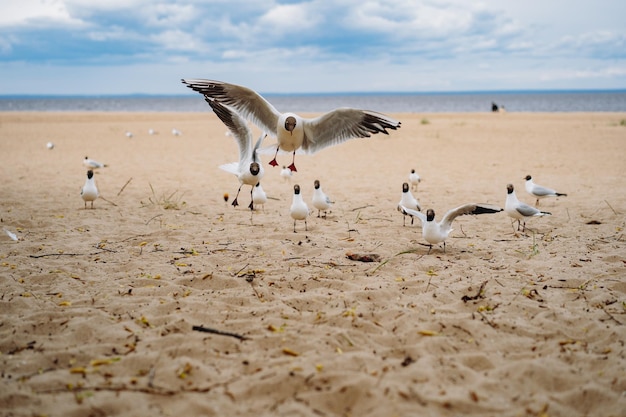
[1,88,626,99]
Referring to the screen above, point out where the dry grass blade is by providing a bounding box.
[142,183,186,210]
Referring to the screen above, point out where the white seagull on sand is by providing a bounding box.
[81,170,99,209]
[290,184,310,232]
[280,166,293,182]
[524,175,567,206]
[409,169,421,191]
[83,156,107,170]
[312,179,333,218]
[181,79,401,172]
[208,98,266,210]
[252,182,267,211]
[398,182,421,226]
[400,203,503,253]
[505,183,551,232]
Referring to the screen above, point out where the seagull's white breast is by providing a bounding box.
[422,221,447,245]
[505,193,523,220]
[81,179,98,201]
[290,195,309,220]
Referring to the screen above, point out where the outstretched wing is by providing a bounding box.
[399,205,427,225]
[302,108,401,154]
[441,203,503,230]
[183,79,281,137]
[207,98,255,172]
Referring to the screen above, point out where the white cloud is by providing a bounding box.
[258,3,322,31]
[151,29,208,52]
[0,0,624,94]
[0,0,85,28]
[140,3,197,28]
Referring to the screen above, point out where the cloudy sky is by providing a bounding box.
[1,0,624,95]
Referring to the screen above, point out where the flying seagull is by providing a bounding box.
[182,79,401,172]
[208,98,266,210]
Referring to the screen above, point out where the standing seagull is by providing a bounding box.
[290,184,310,232]
[81,170,99,209]
[252,182,267,211]
[409,169,421,191]
[208,98,266,210]
[280,166,293,182]
[400,203,502,253]
[182,79,401,172]
[312,179,333,218]
[83,156,107,170]
[505,183,551,232]
[524,175,567,206]
[398,182,421,226]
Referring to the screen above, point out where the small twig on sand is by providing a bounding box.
[100,196,118,206]
[600,306,623,326]
[425,273,433,293]
[192,325,249,341]
[146,214,163,225]
[604,200,618,215]
[368,248,422,275]
[233,264,250,277]
[477,311,498,328]
[29,253,83,258]
[117,177,133,196]
[462,281,488,302]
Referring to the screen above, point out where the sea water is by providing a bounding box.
[1,90,625,113]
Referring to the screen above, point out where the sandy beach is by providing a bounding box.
[1,111,625,417]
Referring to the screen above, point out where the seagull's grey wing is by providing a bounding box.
[251,133,267,165]
[441,203,503,229]
[207,98,253,170]
[516,203,541,217]
[301,108,401,154]
[399,205,427,225]
[531,183,557,197]
[183,79,280,137]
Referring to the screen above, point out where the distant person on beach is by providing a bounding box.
[492,102,506,113]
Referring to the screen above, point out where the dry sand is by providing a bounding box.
[0,111,625,417]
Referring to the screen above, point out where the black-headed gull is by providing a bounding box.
[398,182,421,226]
[81,170,99,209]
[280,166,293,182]
[505,183,550,232]
[290,184,309,232]
[181,79,401,172]
[83,156,107,169]
[252,182,267,211]
[312,179,333,218]
[208,98,265,210]
[524,175,567,206]
[400,203,503,253]
[409,169,421,191]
